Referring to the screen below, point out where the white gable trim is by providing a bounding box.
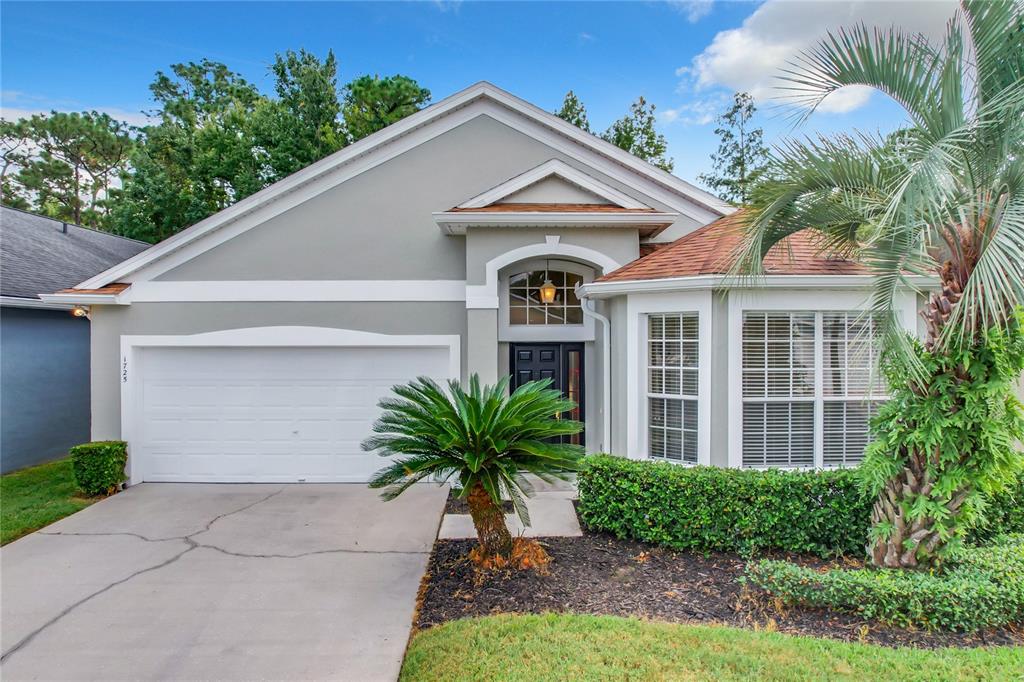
[75,82,731,290]
[456,159,649,209]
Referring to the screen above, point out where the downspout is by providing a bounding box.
[579,287,611,453]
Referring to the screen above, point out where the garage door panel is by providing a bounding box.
[134,345,450,482]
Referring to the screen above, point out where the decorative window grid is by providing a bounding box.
[741,311,884,469]
[648,313,699,464]
[508,270,584,325]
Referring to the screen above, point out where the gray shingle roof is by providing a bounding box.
[1,207,150,299]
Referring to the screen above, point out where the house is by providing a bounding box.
[41,82,929,484]
[1,208,150,473]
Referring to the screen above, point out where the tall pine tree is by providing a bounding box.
[697,92,768,204]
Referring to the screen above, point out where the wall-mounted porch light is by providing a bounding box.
[71,306,90,319]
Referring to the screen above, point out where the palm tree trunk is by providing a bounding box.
[466,481,513,560]
[867,449,971,568]
[869,259,971,568]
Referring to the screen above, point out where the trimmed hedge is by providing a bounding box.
[745,534,1024,632]
[577,456,872,557]
[576,455,1024,558]
[70,441,127,496]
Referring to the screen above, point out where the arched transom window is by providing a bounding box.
[508,269,584,325]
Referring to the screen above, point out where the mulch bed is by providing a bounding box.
[416,531,1024,649]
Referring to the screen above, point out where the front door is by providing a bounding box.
[510,343,584,446]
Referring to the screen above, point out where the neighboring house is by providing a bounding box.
[1,208,150,473]
[42,82,930,484]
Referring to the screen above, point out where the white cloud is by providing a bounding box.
[682,0,958,113]
[668,0,714,23]
[661,94,728,125]
[431,0,462,13]
[578,31,596,44]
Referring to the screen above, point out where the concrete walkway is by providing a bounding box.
[438,476,582,539]
[1,483,448,681]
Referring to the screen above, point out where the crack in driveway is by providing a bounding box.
[2,487,285,663]
[3,487,433,665]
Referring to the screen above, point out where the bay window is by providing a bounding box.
[741,311,883,469]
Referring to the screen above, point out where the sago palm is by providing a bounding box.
[735,1,1024,568]
[364,374,583,561]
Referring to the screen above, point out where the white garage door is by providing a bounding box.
[134,345,450,482]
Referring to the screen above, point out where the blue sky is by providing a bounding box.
[1,1,957,183]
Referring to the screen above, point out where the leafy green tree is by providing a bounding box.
[253,49,344,180]
[555,90,591,132]
[110,58,429,242]
[365,375,583,561]
[342,74,431,142]
[108,60,265,241]
[697,92,768,204]
[602,96,674,172]
[735,1,1024,568]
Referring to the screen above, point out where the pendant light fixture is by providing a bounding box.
[539,260,557,304]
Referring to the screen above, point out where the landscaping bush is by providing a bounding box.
[745,534,1024,632]
[576,455,1024,558]
[577,456,872,557]
[69,441,127,496]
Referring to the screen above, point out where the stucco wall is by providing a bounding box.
[89,302,466,440]
[1,308,91,473]
[153,115,683,282]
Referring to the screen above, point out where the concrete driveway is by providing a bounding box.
[1,483,448,681]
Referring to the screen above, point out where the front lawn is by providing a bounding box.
[401,614,1024,682]
[1,458,97,545]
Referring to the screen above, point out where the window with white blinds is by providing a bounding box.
[648,313,699,464]
[741,311,883,469]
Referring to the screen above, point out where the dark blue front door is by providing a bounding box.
[510,343,584,446]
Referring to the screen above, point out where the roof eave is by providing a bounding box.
[578,274,939,298]
[433,211,677,237]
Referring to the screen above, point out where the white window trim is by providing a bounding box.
[119,326,461,485]
[726,289,918,469]
[626,291,712,466]
[498,258,595,342]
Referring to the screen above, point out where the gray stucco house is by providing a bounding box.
[44,82,930,484]
[1,208,149,473]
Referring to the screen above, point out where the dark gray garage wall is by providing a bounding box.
[1,308,90,473]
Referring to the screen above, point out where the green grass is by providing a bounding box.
[1,458,97,545]
[401,614,1024,682]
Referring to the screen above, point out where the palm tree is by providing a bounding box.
[735,1,1024,568]
[364,374,583,561]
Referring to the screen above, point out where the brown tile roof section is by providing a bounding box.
[55,283,131,295]
[599,211,870,282]
[450,203,657,213]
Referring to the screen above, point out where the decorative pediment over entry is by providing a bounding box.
[436,159,679,236]
[456,159,651,209]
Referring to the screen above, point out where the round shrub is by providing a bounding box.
[70,441,127,496]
